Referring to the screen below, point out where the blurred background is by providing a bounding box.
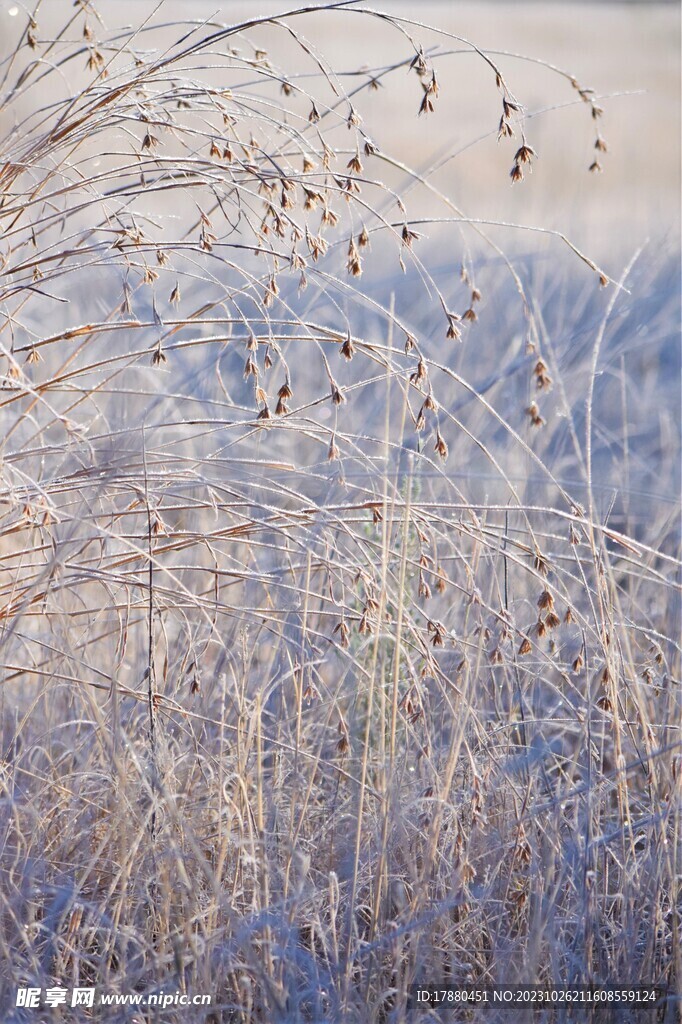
[2,0,679,266]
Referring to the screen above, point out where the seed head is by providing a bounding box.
[446,312,461,340]
[534,359,553,391]
[410,48,428,75]
[264,276,279,306]
[533,550,550,576]
[302,188,319,211]
[410,358,427,384]
[545,611,561,630]
[402,224,420,248]
[331,382,345,405]
[333,620,350,648]
[340,333,355,360]
[86,49,105,73]
[498,117,514,140]
[427,620,446,647]
[320,207,338,230]
[526,401,545,427]
[347,238,362,276]
[514,144,536,165]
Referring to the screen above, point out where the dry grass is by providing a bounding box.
[0,3,679,1021]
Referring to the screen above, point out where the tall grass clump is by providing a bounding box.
[0,2,679,1021]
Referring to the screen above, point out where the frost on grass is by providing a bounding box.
[0,4,678,1021]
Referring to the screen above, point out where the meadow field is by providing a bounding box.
[0,2,679,1021]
